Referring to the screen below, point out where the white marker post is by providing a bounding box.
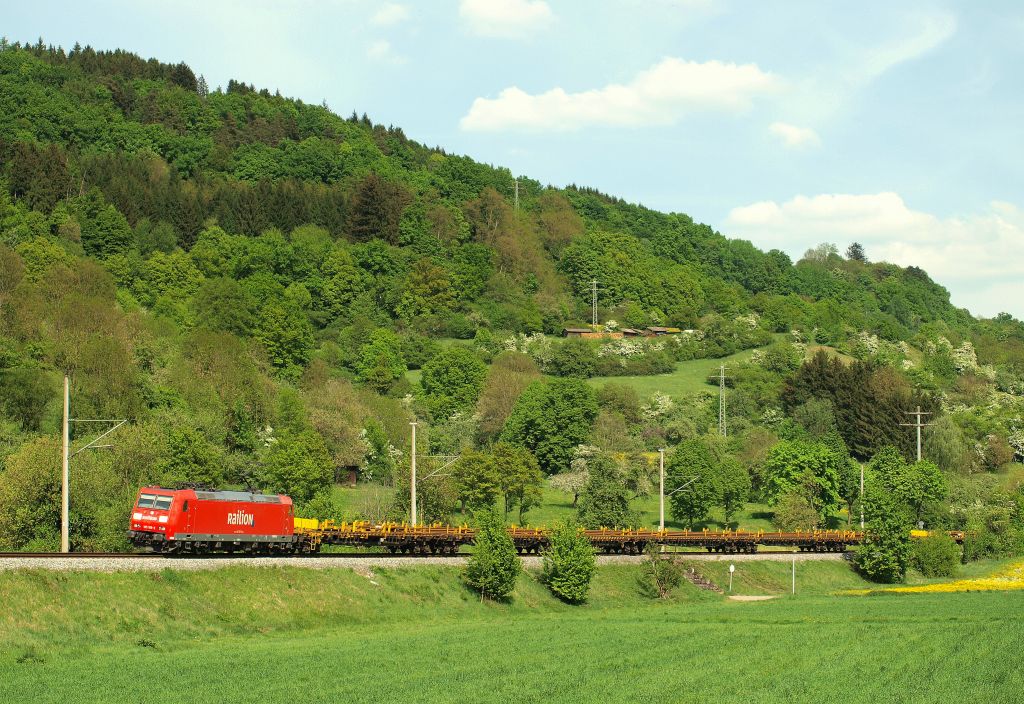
[728,563,735,593]
[792,556,796,595]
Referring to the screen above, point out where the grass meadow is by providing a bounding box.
[1,562,1022,704]
[585,344,766,397]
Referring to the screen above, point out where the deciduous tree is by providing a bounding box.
[578,452,635,528]
[420,346,487,420]
[718,457,751,527]
[501,378,598,475]
[356,329,406,393]
[666,439,721,528]
[453,449,501,513]
[261,431,333,502]
[854,487,910,583]
[761,439,843,517]
[492,442,543,522]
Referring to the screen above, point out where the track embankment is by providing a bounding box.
[0,551,847,572]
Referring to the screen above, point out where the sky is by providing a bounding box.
[6,0,1024,318]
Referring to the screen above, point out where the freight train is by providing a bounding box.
[128,485,908,555]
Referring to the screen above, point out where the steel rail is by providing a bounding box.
[0,549,851,559]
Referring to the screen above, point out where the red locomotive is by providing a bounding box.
[128,486,306,554]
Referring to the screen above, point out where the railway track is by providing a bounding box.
[0,550,849,575]
[0,551,448,559]
[0,552,163,559]
[0,549,849,559]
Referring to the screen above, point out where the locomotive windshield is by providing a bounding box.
[137,494,173,510]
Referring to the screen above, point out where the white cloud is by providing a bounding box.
[769,122,820,148]
[370,3,410,26]
[723,194,1024,318]
[367,40,405,65]
[461,57,780,131]
[785,12,956,125]
[855,12,956,83]
[459,0,554,38]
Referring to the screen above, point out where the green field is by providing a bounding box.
[407,338,779,399]
[1,563,1021,703]
[586,345,765,397]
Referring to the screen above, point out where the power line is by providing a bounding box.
[60,375,127,553]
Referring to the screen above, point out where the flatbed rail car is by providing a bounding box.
[579,528,864,554]
[292,524,965,555]
[292,522,867,555]
[301,521,473,554]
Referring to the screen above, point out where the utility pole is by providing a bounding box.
[59,376,127,553]
[61,376,70,553]
[514,178,519,212]
[859,463,864,530]
[410,421,418,525]
[658,448,665,532]
[900,406,933,462]
[717,365,729,437]
[591,280,598,327]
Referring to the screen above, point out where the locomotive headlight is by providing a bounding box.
[158,515,168,523]
[133,512,142,520]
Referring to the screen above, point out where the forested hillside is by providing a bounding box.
[1,40,1022,571]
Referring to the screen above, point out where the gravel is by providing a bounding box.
[0,551,846,572]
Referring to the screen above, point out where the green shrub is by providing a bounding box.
[540,520,596,604]
[548,339,597,378]
[771,491,819,531]
[910,533,960,577]
[962,522,1024,562]
[638,543,682,598]
[464,509,521,601]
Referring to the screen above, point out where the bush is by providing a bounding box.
[540,520,596,604]
[961,516,1024,562]
[464,509,521,601]
[296,490,345,524]
[399,333,440,370]
[771,492,820,531]
[548,338,597,378]
[910,533,961,577]
[638,543,682,598]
